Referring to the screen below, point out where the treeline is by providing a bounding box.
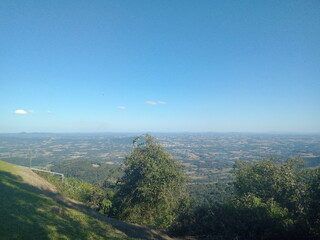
[51,159,122,184]
[173,158,320,240]
[39,135,320,239]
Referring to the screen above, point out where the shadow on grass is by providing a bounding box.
[0,170,170,240]
[0,170,124,240]
[46,182,171,240]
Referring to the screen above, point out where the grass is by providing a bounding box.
[0,161,130,240]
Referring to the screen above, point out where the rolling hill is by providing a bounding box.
[0,160,174,240]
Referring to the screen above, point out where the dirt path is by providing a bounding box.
[18,166,176,240]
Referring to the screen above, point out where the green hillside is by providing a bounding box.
[0,161,172,240]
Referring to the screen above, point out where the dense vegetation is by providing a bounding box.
[38,173,114,215]
[42,135,188,230]
[114,135,187,229]
[51,159,122,184]
[35,135,320,239]
[173,159,320,240]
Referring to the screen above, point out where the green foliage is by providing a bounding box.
[187,182,234,206]
[51,159,122,185]
[221,194,293,239]
[0,161,132,240]
[39,173,114,214]
[60,178,96,203]
[172,195,293,239]
[304,168,320,238]
[234,158,306,215]
[173,158,320,239]
[115,135,188,229]
[99,199,113,215]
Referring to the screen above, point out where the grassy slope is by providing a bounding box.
[0,161,131,240]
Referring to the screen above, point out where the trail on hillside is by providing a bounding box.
[17,166,175,240]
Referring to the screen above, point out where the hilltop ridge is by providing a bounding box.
[0,160,175,240]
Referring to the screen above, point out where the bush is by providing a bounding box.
[114,135,188,229]
[36,173,114,214]
[172,159,320,239]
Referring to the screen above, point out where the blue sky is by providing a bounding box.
[1,0,319,133]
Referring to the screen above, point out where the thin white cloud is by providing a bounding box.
[13,109,35,115]
[118,106,126,110]
[146,101,167,105]
[46,110,53,114]
[146,101,157,105]
[13,109,29,115]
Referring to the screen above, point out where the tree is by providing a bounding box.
[305,168,320,238]
[234,158,305,215]
[173,159,320,239]
[114,134,187,229]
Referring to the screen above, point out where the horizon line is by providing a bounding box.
[1,131,320,135]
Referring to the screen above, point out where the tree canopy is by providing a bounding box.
[115,134,187,229]
[173,158,320,240]
[234,158,305,215]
